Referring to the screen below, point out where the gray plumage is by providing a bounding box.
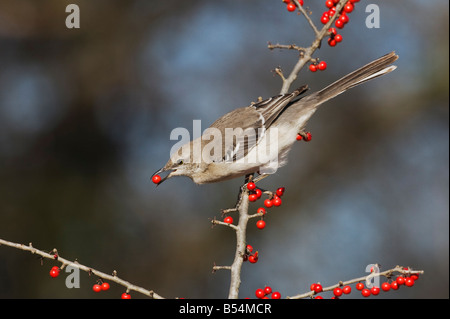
[154,51,399,184]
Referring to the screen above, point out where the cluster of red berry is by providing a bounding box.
[283,0,303,12]
[321,0,360,46]
[356,273,419,298]
[254,286,281,299]
[309,61,327,72]
[92,281,110,293]
[243,244,259,263]
[310,271,420,299]
[223,183,286,230]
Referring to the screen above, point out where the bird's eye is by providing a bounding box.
[176,159,184,165]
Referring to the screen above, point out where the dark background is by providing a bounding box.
[0,0,448,299]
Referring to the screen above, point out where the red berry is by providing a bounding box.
[314,295,323,299]
[93,284,102,292]
[321,14,329,24]
[328,38,337,47]
[255,288,265,299]
[121,293,131,299]
[381,282,391,292]
[264,199,273,208]
[271,291,281,299]
[255,188,262,198]
[286,3,296,12]
[298,0,304,6]
[318,61,327,71]
[339,13,349,24]
[49,266,60,278]
[328,27,337,35]
[333,287,343,297]
[404,277,415,287]
[335,34,343,42]
[314,283,323,293]
[264,286,272,295]
[355,282,364,290]
[344,2,354,13]
[247,182,256,191]
[410,273,419,281]
[276,187,285,197]
[310,283,317,291]
[249,193,258,202]
[342,285,352,294]
[102,282,110,291]
[246,244,253,253]
[152,174,162,184]
[390,281,399,290]
[296,133,303,141]
[256,220,266,229]
[272,196,282,207]
[224,216,233,224]
[361,288,371,297]
[370,286,380,296]
[335,19,344,29]
[325,0,334,8]
[396,276,405,285]
[304,132,312,141]
[309,64,318,72]
[248,255,258,263]
[257,207,266,215]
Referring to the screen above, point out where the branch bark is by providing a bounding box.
[0,238,165,299]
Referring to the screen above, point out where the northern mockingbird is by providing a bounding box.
[153,52,398,184]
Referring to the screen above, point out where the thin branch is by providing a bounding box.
[227,188,250,299]
[268,42,305,52]
[278,0,349,94]
[0,238,165,299]
[211,218,239,231]
[294,0,319,35]
[287,266,425,299]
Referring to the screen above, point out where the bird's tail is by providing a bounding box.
[311,51,399,106]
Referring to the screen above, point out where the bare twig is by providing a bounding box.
[0,238,165,299]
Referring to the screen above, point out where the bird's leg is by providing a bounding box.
[252,173,269,184]
[221,174,254,216]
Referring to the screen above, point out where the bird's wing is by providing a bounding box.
[208,85,308,162]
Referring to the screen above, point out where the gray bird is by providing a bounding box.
[153,51,398,185]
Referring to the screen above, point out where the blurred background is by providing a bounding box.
[0,0,448,299]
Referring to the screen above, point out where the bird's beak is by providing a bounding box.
[151,167,172,186]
